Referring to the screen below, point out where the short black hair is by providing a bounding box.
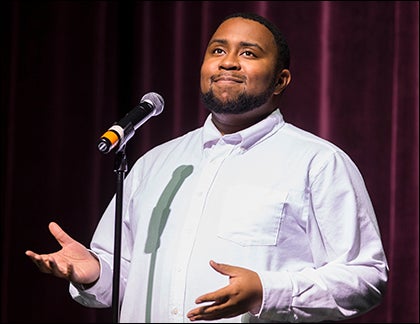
[222,12,290,72]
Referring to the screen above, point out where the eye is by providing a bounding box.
[212,48,225,55]
[242,51,256,58]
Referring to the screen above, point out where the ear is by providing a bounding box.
[274,69,291,95]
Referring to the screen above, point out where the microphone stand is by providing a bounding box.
[112,145,128,323]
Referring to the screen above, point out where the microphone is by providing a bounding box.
[97,92,164,154]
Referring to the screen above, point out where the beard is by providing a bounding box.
[200,82,276,115]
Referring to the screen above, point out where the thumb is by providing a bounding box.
[209,260,238,276]
[48,222,75,247]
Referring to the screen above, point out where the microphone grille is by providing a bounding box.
[141,92,164,116]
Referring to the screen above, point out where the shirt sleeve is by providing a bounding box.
[68,249,114,308]
[255,150,389,322]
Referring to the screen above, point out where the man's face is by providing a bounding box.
[200,17,278,114]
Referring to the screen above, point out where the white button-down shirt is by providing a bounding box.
[70,109,388,322]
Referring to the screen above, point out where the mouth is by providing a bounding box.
[211,74,245,84]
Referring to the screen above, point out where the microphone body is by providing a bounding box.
[98,92,164,154]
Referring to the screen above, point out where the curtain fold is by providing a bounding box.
[1,1,418,322]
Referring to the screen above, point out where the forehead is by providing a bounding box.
[209,17,275,50]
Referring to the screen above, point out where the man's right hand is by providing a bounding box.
[25,221,100,285]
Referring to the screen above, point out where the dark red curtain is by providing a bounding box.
[1,1,418,323]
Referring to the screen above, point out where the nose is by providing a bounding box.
[219,52,240,71]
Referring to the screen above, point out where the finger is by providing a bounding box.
[48,257,72,280]
[25,250,45,267]
[209,260,237,276]
[25,250,38,259]
[187,301,239,321]
[195,289,229,304]
[187,305,213,321]
[187,303,218,320]
[27,253,53,274]
[48,222,75,247]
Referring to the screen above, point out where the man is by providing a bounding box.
[26,12,388,322]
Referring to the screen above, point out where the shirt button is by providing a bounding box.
[171,308,178,315]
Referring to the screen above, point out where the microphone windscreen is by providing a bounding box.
[141,92,164,116]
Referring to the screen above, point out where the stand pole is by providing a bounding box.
[112,146,128,323]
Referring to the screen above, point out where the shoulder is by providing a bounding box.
[130,127,203,171]
[282,123,343,154]
[278,123,360,177]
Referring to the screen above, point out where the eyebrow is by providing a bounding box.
[208,38,265,53]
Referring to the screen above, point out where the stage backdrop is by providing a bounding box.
[1,1,418,323]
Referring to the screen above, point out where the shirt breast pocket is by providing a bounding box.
[216,185,288,246]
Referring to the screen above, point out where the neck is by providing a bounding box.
[211,108,276,135]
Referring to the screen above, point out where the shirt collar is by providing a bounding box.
[202,109,285,150]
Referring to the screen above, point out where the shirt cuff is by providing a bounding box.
[251,270,293,322]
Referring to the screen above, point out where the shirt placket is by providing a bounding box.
[168,140,236,322]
